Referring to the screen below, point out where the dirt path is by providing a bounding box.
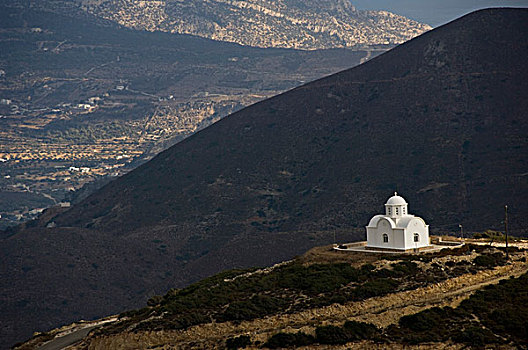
[38,326,98,350]
[360,50,373,64]
[82,257,527,350]
[16,318,117,350]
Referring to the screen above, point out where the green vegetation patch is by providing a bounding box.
[390,272,528,346]
[264,332,316,349]
[262,273,528,348]
[263,321,380,348]
[316,321,381,345]
[226,335,252,350]
[269,263,362,293]
[473,230,522,243]
[97,246,514,339]
[102,261,411,335]
[353,278,399,300]
[472,253,505,268]
[315,325,352,345]
[342,320,383,340]
[219,295,288,322]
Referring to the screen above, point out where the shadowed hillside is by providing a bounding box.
[56,8,528,236]
[1,8,527,348]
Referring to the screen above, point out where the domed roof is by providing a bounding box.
[386,192,407,205]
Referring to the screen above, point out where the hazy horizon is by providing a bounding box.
[351,0,528,26]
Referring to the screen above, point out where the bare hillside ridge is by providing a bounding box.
[75,0,432,49]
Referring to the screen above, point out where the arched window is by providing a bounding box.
[383,233,389,243]
[395,207,399,215]
[414,233,419,242]
[388,208,392,215]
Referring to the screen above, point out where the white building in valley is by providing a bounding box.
[366,193,430,251]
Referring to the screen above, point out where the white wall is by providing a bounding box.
[403,218,429,249]
[367,217,429,250]
[367,217,406,249]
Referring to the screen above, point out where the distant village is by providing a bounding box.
[0,75,254,228]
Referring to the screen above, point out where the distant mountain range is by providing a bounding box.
[1,8,527,349]
[73,0,431,49]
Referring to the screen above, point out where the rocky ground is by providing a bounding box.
[77,0,432,49]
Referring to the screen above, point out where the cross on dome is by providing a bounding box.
[386,192,407,206]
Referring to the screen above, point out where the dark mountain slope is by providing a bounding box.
[0,3,373,228]
[56,8,527,234]
[1,8,527,348]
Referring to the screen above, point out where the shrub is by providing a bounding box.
[343,320,380,340]
[272,263,360,293]
[162,311,209,330]
[264,332,315,348]
[325,294,348,305]
[391,273,528,346]
[399,307,450,333]
[119,307,151,319]
[147,295,163,306]
[473,255,497,267]
[452,325,497,345]
[354,278,399,300]
[361,264,375,272]
[462,273,528,345]
[390,261,419,276]
[315,325,350,345]
[220,295,287,321]
[490,307,528,342]
[226,335,252,349]
[490,252,506,265]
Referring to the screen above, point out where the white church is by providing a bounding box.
[366,193,430,251]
